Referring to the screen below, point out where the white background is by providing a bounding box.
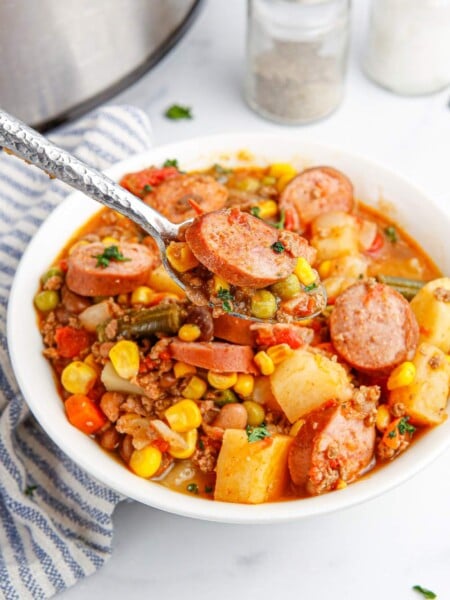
[61,1,450,598]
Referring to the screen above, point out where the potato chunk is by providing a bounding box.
[270,347,353,423]
[410,277,450,353]
[389,343,450,426]
[214,430,293,504]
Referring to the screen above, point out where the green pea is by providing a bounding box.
[243,400,265,427]
[270,274,301,300]
[235,177,260,193]
[214,389,238,407]
[41,266,63,285]
[250,290,277,320]
[34,290,59,312]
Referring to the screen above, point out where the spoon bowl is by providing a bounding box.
[0,109,326,321]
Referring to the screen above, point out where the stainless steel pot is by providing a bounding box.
[0,0,202,131]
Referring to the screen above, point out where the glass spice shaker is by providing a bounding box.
[245,0,351,125]
[363,0,450,96]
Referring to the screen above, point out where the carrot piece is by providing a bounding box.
[55,326,91,358]
[366,230,384,254]
[65,394,107,435]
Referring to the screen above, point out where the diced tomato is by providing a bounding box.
[366,230,384,254]
[55,326,91,358]
[283,207,298,231]
[151,438,170,453]
[120,167,179,196]
[58,258,68,272]
[254,325,305,349]
[65,394,107,435]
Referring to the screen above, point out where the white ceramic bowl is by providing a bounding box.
[7,133,450,524]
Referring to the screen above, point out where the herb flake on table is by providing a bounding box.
[412,585,437,599]
[25,485,37,498]
[164,104,193,120]
[93,245,131,268]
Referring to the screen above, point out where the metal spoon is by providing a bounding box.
[0,109,326,320]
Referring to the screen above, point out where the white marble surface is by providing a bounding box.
[61,1,450,598]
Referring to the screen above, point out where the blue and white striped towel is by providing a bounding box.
[0,106,153,599]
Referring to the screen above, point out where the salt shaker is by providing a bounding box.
[363,0,450,96]
[245,0,351,125]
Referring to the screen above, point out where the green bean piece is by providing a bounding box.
[270,274,301,300]
[98,304,184,341]
[376,275,425,300]
[214,389,239,406]
[250,290,277,320]
[34,290,59,312]
[376,274,425,289]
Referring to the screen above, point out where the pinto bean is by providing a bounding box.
[119,434,134,464]
[98,426,121,450]
[213,403,248,430]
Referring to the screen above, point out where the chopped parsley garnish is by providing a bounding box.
[25,485,37,497]
[93,245,131,268]
[250,206,261,218]
[205,485,213,494]
[163,158,179,168]
[384,225,398,243]
[198,438,205,451]
[164,104,193,120]
[187,483,199,494]
[274,209,286,230]
[398,416,416,435]
[217,287,234,312]
[413,585,437,599]
[271,241,285,253]
[143,184,153,193]
[246,424,271,443]
[304,283,318,292]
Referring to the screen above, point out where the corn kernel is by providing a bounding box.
[129,445,162,478]
[173,361,197,378]
[233,373,254,397]
[178,324,201,342]
[254,351,275,376]
[336,479,347,490]
[213,274,229,294]
[169,429,198,459]
[61,361,97,395]
[318,260,332,278]
[101,236,120,246]
[109,340,140,379]
[117,293,129,305]
[165,399,202,433]
[387,361,416,390]
[257,200,278,220]
[289,419,305,437]
[269,163,297,179]
[131,286,155,306]
[277,173,295,192]
[68,240,90,255]
[182,376,207,400]
[294,257,317,286]
[375,405,391,432]
[166,241,199,273]
[243,400,265,426]
[207,371,238,390]
[84,353,101,376]
[267,343,294,365]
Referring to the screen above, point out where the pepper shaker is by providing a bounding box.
[363,0,450,96]
[245,0,351,125]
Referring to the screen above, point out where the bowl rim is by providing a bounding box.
[7,131,450,524]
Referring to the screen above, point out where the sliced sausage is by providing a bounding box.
[280,166,354,231]
[329,281,419,375]
[288,395,377,495]
[144,174,228,223]
[213,313,255,345]
[170,340,258,374]
[66,242,155,297]
[185,207,315,288]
